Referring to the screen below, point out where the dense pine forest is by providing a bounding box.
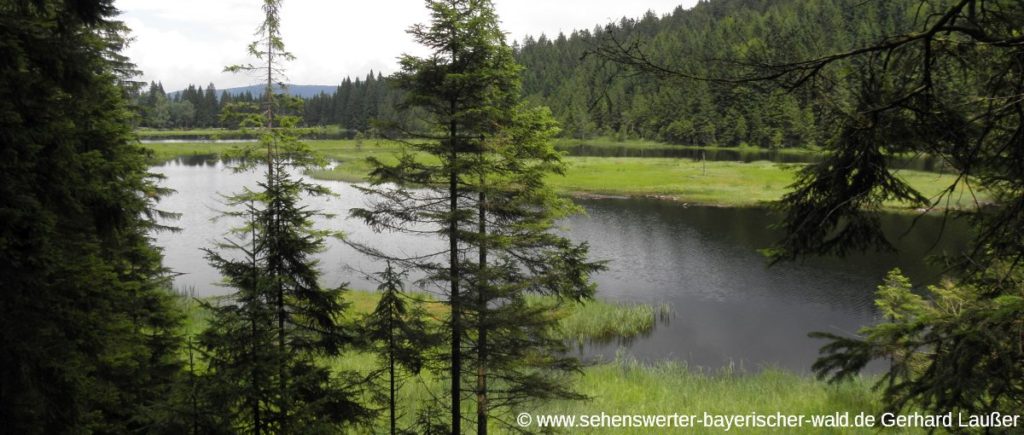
[134,0,918,148]
[515,0,911,145]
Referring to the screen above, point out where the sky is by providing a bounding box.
[118,0,699,92]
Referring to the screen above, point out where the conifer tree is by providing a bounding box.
[0,1,185,431]
[362,263,437,435]
[199,202,274,434]
[349,1,515,429]
[198,0,368,432]
[463,103,603,433]
[350,0,602,431]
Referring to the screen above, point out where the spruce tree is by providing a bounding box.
[0,1,184,431]
[463,104,603,433]
[199,201,275,434]
[350,1,513,430]
[198,0,368,432]
[362,263,437,435]
[351,0,602,431]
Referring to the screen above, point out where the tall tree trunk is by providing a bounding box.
[265,33,288,433]
[476,159,488,435]
[389,316,397,435]
[276,270,286,430]
[266,36,275,180]
[188,337,199,435]
[250,214,263,435]
[251,315,262,435]
[449,111,462,434]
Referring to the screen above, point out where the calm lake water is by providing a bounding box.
[152,158,969,372]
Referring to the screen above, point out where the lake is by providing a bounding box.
[152,158,969,372]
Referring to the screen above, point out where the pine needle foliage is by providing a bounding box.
[197,1,369,432]
[349,1,604,432]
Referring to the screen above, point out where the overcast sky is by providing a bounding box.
[118,0,699,91]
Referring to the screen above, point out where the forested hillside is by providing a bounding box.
[516,0,917,146]
[134,73,399,133]
[134,0,920,148]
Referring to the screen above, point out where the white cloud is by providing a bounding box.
[118,0,697,91]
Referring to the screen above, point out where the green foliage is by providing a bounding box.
[524,0,922,145]
[349,1,604,432]
[138,0,929,148]
[133,82,231,129]
[361,264,439,435]
[195,1,369,432]
[184,288,886,433]
[740,0,1024,420]
[549,358,885,435]
[363,266,436,378]
[267,290,859,433]
[812,268,1024,417]
[297,0,916,145]
[0,0,186,431]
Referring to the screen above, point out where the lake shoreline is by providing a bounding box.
[142,140,977,211]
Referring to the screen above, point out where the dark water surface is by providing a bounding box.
[573,199,968,371]
[152,158,969,372]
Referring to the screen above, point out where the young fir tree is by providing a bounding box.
[462,104,603,434]
[199,201,276,434]
[0,1,185,432]
[350,0,602,432]
[362,263,438,435]
[198,0,368,432]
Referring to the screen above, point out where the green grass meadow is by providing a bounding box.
[145,139,979,209]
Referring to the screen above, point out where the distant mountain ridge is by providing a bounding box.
[169,84,336,99]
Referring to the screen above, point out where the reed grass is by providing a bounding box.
[554,298,671,343]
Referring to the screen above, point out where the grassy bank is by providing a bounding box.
[543,359,893,435]
[334,292,887,434]
[553,137,686,150]
[553,136,822,155]
[144,139,978,209]
[179,289,891,433]
[140,130,819,154]
[544,157,975,209]
[144,141,240,161]
[330,350,890,434]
